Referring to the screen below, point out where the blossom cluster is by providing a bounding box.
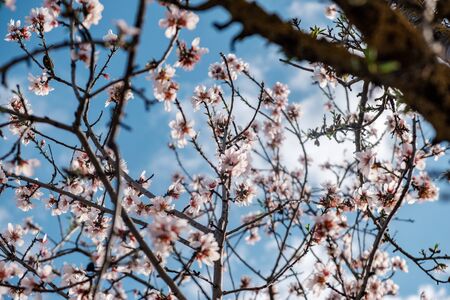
[0,0,448,299]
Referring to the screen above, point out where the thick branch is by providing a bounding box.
[181,0,450,141]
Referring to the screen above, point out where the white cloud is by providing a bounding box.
[387,284,450,300]
[287,0,329,28]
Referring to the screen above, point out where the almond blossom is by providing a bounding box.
[325,4,338,20]
[313,211,347,243]
[15,184,42,211]
[27,7,58,33]
[430,144,445,160]
[167,178,186,199]
[219,147,249,177]
[148,215,187,257]
[411,172,439,202]
[208,54,249,80]
[105,81,134,107]
[175,37,208,71]
[84,214,110,243]
[28,73,54,96]
[159,5,199,38]
[77,0,104,29]
[0,262,12,282]
[208,62,227,80]
[150,196,174,215]
[4,157,40,176]
[4,223,25,247]
[0,1,448,296]
[152,64,179,111]
[102,29,118,49]
[391,256,408,273]
[46,194,71,216]
[169,112,196,148]
[245,228,261,245]
[44,0,61,16]
[116,19,140,36]
[314,66,337,88]
[4,0,16,10]
[307,263,333,295]
[189,232,220,267]
[234,180,256,206]
[355,149,376,178]
[5,19,31,42]
[191,84,222,110]
[73,36,99,67]
[21,276,38,295]
[37,265,56,282]
[286,103,303,120]
[188,193,208,216]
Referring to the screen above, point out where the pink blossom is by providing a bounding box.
[234,181,256,206]
[224,54,249,74]
[175,37,208,71]
[325,5,338,20]
[169,112,196,148]
[152,65,179,111]
[314,67,337,88]
[77,0,104,29]
[15,184,42,211]
[245,228,261,245]
[148,215,187,257]
[28,73,54,96]
[208,54,249,80]
[391,256,408,272]
[150,196,174,215]
[71,151,94,175]
[84,214,110,243]
[0,262,12,282]
[263,120,284,149]
[44,0,61,16]
[4,157,40,177]
[0,163,6,184]
[37,265,56,282]
[208,62,227,80]
[21,276,38,294]
[219,147,249,177]
[5,223,25,247]
[116,19,140,36]
[5,20,32,42]
[47,195,71,216]
[313,211,347,243]
[167,179,186,199]
[102,29,118,49]
[286,103,302,120]
[191,84,222,110]
[411,172,439,202]
[159,5,199,38]
[189,232,220,267]
[105,82,134,107]
[373,250,390,275]
[431,144,445,160]
[71,36,98,67]
[27,7,58,33]
[367,277,385,299]
[188,193,208,216]
[4,0,16,11]
[307,263,333,295]
[272,81,290,100]
[355,149,376,178]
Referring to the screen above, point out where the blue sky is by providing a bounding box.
[0,0,449,298]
